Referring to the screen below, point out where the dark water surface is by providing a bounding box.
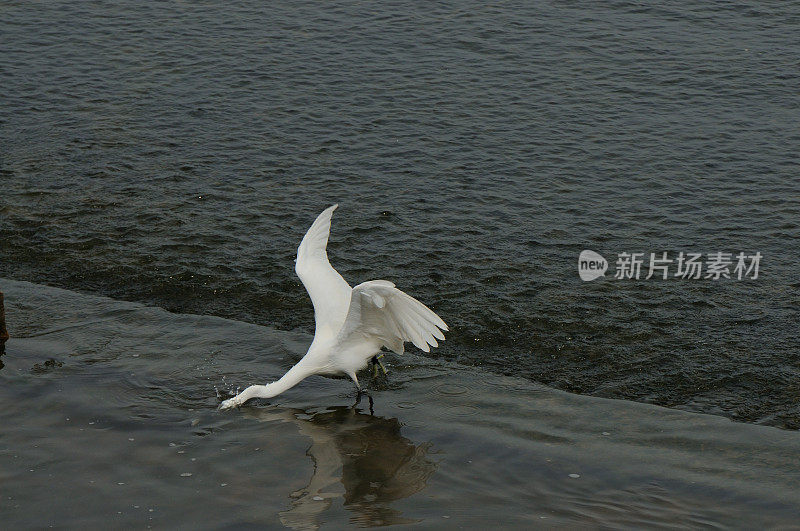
[2,279,800,528]
[1,0,799,434]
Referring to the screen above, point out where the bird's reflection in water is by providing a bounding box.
[244,400,436,529]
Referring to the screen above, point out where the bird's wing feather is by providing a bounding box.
[295,204,352,340]
[335,280,448,355]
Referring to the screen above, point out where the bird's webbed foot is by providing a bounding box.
[370,353,389,378]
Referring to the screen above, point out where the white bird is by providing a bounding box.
[219,204,447,409]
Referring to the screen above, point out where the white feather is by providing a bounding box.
[294,204,352,343]
[220,205,448,409]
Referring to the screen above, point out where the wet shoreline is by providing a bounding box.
[1,278,798,528]
[3,0,800,429]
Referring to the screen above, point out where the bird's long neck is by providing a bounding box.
[239,358,315,402]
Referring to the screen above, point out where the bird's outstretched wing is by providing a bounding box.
[335,280,448,355]
[296,204,352,340]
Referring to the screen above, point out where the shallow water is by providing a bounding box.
[2,279,799,528]
[1,0,799,428]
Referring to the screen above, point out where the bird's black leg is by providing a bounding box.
[354,391,374,414]
[371,353,388,377]
[356,384,371,398]
[354,377,366,399]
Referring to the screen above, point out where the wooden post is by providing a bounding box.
[0,291,8,342]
